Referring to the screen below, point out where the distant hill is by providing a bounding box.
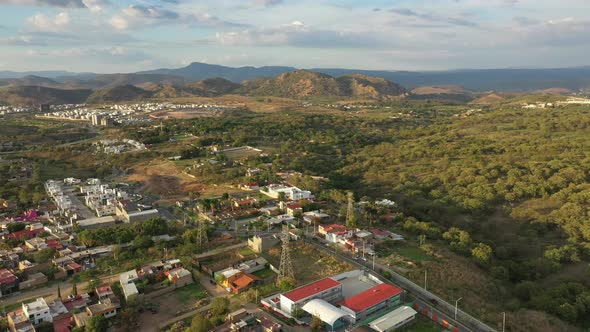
[0,75,62,88]
[410,85,475,102]
[0,86,92,105]
[189,78,240,95]
[140,62,296,83]
[86,85,152,104]
[59,73,191,89]
[241,70,406,99]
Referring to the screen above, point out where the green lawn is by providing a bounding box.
[174,283,208,304]
[399,316,441,332]
[396,246,432,262]
[252,268,276,279]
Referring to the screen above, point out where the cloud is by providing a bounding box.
[25,46,151,62]
[252,0,283,7]
[110,4,245,30]
[214,21,387,48]
[0,0,109,9]
[389,8,479,27]
[0,35,47,46]
[27,12,71,32]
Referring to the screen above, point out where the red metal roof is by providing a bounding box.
[339,284,402,313]
[282,278,341,302]
[0,268,17,284]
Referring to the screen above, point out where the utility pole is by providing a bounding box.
[424,269,428,291]
[454,298,462,320]
[372,253,376,270]
[502,312,506,332]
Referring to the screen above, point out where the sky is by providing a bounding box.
[0,0,589,73]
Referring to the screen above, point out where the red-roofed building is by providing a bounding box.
[4,227,44,241]
[234,198,258,208]
[227,271,261,294]
[286,203,303,217]
[46,240,64,251]
[53,315,74,332]
[318,224,347,236]
[339,283,403,321]
[0,268,18,297]
[279,278,342,315]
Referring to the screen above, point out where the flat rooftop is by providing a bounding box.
[338,273,380,299]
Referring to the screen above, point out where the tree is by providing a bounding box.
[311,315,324,332]
[471,243,493,264]
[187,314,212,332]
[72,281,78,297]
[210,297,229,316]
[85,315,107,332]
[277,192,287,202]
[57,283,61,299]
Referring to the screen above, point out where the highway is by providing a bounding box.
[305,236,498,332]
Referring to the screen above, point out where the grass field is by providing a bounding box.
[399,316,441,332]
[252,268,276,279]
[173,283,208,304]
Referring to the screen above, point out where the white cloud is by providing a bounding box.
[110,4,245,30]
[27,12,71,32]
[0,0,109,9]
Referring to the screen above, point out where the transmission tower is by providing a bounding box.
[278,226,294,281]
[346,191,357,228]
[196,218,208,251]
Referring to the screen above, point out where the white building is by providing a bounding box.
[368,306,417,332]
[22,298,52,325]
[265,184,312,200]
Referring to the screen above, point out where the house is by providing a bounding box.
[226,272,261,294]
[248,234,280,253]
[260,206,280,216]
[303,210,330,224]
[119,269,140,300]
[326,230,354,244]
[24,237,47,251]
[165,267,194,288]
[234,198,258,209]
[0,268,18,297]
[62,294,90,312]
[258,317,282,332]
[86,303,117,319]
[96,284,121,309]
[22,297,52,325]
[319,224,347,236]
[285,203,303,217]
[339,283,403,322]
[265,184,313,200]
[279,277,342,315]
[7,308,35,332]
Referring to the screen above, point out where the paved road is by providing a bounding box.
[306,236,497,332]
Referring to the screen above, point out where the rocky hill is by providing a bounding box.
[241,70,406,99]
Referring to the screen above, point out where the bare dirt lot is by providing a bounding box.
[126,160,205,197]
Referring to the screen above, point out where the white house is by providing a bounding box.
[23,298,52,325]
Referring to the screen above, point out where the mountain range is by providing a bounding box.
[4,62,590,92]
[0,62,589,105]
